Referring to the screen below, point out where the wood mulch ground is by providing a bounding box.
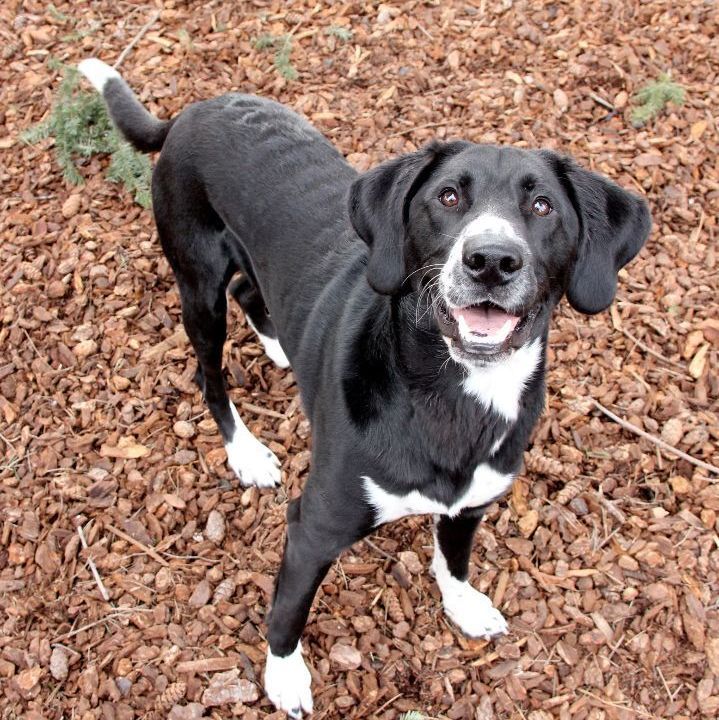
[1,1,718,719]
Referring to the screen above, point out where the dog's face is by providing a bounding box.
[349,142,651,367]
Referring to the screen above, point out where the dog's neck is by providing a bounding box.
[389,292,547,434]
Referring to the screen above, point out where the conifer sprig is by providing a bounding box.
[631,73,686,127]
[254,33,298,81]
[22,61,152,207]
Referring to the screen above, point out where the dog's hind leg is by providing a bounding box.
[228,274,290,368]
[431,508,508,639]
[163,226,282,488]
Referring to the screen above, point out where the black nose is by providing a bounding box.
[462,240,524,286]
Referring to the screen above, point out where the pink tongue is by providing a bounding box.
[451,305,520,336]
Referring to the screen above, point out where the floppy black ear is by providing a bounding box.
[541,151,651,314]
[348,142,449,295]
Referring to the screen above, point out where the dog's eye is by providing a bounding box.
[532,197,552,216]
[438,188,459,207]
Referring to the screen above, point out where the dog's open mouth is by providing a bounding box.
[435,300,534,357]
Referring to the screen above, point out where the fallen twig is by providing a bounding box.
[176,656,239,674]
[372,119,453,145]
[241,401,286,420]
[621,327,687,371]
[114,11,162,69]
[577,688,656,718]
[77,525,110,602]
[587,91,615,111]
[105,523,170,566]
[364,537,398,563]
[52,608,152,642]
[590,400,719,476]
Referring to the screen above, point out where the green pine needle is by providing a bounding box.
[326,26,353,42]
[631,73,686,127]
[21,62,152,208]
[254,33,298,81]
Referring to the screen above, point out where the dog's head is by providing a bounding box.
[349,141,651,367]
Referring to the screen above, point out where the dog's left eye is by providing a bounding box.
[532,197,552,216]
[438,188,459,207]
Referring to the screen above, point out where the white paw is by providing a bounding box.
[226,403,281,488]
[264,644,313,718]
[260,334,290,368]
[225,436,281,488]
[432,539,508,640]
[246,318,291,368]
[442,584,508,639]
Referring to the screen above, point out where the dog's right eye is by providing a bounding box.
[438,188,459,207]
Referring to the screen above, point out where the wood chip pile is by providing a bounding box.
[1,1,717,718]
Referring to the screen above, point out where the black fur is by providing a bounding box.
[96,82,651,666]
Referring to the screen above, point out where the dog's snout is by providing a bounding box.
[462,239,524,286]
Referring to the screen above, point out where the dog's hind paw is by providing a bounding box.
[264,644,313,718]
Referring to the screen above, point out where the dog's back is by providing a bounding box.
[80,59,362,361]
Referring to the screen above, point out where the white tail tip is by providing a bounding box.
[78,58,121,93]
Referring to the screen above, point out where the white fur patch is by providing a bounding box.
[225,402,281,487]
[264,644,313,718]
[460,212,525,244]
[246,318,290,368]
[363,464,515,526]
[432,535,508,639]
[461,338,542,422]
[78,58,121,93]
[490,432,507,456]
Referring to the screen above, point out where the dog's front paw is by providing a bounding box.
[264,644,313,718]
[443,584,508,640]
[225,435,281,488]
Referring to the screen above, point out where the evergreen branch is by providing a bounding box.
[22,61,152,207]
[631,73,686,127]
[254,33,298,81]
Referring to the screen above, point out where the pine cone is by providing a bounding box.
[525,449,579,480]
[555,477,586,506]
[155,681,186,710]
[213,577,237,604]
[383,589,404,623]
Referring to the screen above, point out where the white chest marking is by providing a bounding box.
[462,338,542,422]
[363,464,515,526]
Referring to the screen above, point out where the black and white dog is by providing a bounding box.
[79,59,651,717]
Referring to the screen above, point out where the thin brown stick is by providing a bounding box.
[364,537,398,563]
[577,688,656,718]
[77,525,110,602]
[590,400,719,476]
[52,609,152,642]
[383,119,452,140]
[176,656,239,674]
[105,523,169,566]
[372,692,403,716]
[587,91,615,111]
[114,10,162,69]
[621,327,687,371]
[241,401,286,420]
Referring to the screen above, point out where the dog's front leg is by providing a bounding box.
[432,508,509,639]
[264,492,365,717]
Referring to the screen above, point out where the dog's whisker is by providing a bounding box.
[403,263,444,284]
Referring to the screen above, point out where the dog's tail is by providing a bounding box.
[78,58,172,153]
